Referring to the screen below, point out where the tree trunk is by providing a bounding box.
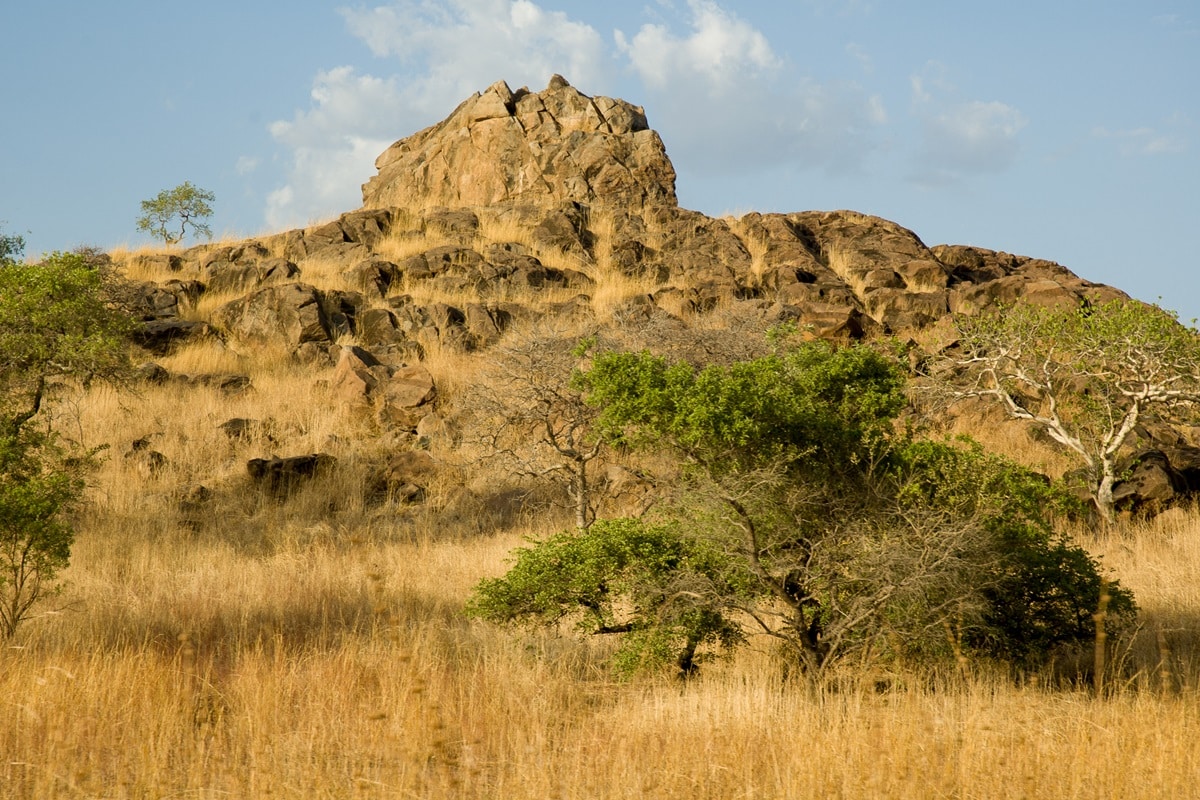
[1094,464,1117,525]
[573,458,590,530]
[677,635,700,679]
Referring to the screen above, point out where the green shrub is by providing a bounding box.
[473,341,1135,678]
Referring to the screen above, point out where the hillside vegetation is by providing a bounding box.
[4,77,1200,798]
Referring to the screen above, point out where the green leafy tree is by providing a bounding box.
[940,300,1200,523]
[0,251,132,636]
[0,223,25,264]
[473,341,1134,676]
[468,518,751,676]
[136,182,215,245]
[889,439,1134,664]
[0,426,85,637]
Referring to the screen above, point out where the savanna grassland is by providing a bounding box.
[4,221,1200,800]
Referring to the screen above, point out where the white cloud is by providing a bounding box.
[616,0,780,91]
[1152,13,1200,36]
[338,0,608,113]
[234,156,259,176]
[802,0,874,16]
[265,67,405,229]
[845,42,873,74]
[266,0,891,225]
[1092,125,1187,157]
[615,1,886,175]
[265,1,608,229]
[910,64,1027,185]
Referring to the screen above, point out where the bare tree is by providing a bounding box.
[466,327,609,529]
[931,299,1200,523]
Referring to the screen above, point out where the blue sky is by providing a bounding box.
[2,1,1197,318]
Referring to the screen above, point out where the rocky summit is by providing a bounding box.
[361,76,677,212]
[132,75,1140,426]
[303,76,1126,351]
[112,74,1170,509]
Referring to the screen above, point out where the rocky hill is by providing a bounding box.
[136,77,1126,353]
[118,75,1184,520]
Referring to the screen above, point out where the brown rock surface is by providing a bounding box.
[362,77,677,212]
[214,283,333,346]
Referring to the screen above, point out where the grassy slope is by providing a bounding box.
[4,221,1200,799]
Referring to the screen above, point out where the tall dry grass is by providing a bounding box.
[7,228,1200,799]
[6,506,1200,798]
[7,358,1200,799]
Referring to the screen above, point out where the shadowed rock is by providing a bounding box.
[246,454,337,497]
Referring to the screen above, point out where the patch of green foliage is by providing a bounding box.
[0,425,87,637]
[582,341,904,476]
[0,223,25,263]
[889,439,1134,664]
[136,182,215,245]
[472,339,1134,678]
[0,248,131,636]
[469,518,751,676]
[947,299,1200,522]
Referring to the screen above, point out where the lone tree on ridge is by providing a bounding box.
[136,182,215,245]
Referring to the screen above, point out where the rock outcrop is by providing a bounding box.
[361,76,677,212]
[119,76,1195,516]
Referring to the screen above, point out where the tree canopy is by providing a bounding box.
[0,251,133,429]
[136,182,215,245]
[0,250,132,636]
[0,223,24,263]
[472,340,1133,677]
[942,299,1200,522]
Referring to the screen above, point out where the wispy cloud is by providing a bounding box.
[615,0,780,91]
[615,0,886,174]
[234,156,259,176]
[265,67,407,229]
[266,0,890,225]
[845,42,873,74]
[1092,125,1187,156]
[1152,13,1200,36]
[909,62,1027,186]
[801,0,874,17]
[338,0,609,112]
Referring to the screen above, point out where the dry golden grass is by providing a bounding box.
[9,222,1200,799]
[6,499,1200,799]
[730,214,771,285]
[943,399,1080,479]
[372,226,452,264]
[5,348,1198,799]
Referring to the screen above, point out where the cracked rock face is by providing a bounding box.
[360,75,678,211]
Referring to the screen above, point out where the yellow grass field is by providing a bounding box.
[4,242,1200,799]
[5,506,1200,799]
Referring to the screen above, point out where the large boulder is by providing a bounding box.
[331,345,392,406]
[1112,450,1189,516]
[785,211,950,298]
[935,244,1128,315]
[214,283,334,346]
[362,76,677,212]
[133,319,213,355]
[132,280,205,320]
[378,365,437,429]
[368,450,439,504]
